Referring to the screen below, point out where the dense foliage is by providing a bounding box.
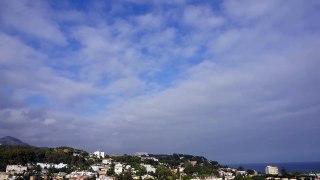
[111,153,221,179]
[112,155,141,166]
[150,153,220,168]
[0,145,90,171]
[0,145,224,179]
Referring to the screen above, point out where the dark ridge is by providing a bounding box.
[0,136,30,146]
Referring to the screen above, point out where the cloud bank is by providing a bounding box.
[0,0,320,163]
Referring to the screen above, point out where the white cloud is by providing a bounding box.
[183,5,225,30]
[105,76,145,94]
[43,118,57,125]
[0,0,320,163]
[133,13,164,30]
[223,0,279,21]
[211,30,240,54]
[0,0,66,45]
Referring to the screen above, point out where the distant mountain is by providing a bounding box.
[0,136,30,146]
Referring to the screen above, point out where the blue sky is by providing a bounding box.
[0,0,320,164]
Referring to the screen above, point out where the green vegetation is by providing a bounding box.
[134,165,147,177]
[0,145,225,179]
[150,153,213,167]
[0,145,91,171]
[184,162,219,177]
[155,165,174,180]
[112,155,141,166]
[247,169,255,175]
[234,175,266,180]
[111,153,221,179]
[116,171,134,180]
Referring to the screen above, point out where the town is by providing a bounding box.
[0,147,319,180]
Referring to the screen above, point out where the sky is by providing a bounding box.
[0,0,320,164]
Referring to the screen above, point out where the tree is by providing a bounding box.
[156,165,172,180]
[247,169,255,175]
[281,167,288,177]
[107,163,115,176]
[123,172,133,180]
[135,165,147,176]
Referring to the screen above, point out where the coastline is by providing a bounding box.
[228,162,320,173]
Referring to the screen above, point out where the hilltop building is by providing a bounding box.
[102,158,112,165]
[134,152,148,156]
[142,164,156,173]
[6,165,27,174]
[93,150,105,158]
[36,163,67,169]
[265,166,278,175]
[114,163,123,175]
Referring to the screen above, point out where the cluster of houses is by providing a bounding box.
[1,163,68,180]
[88,151,158,179]
[218,167,249,180]
[1,151,320,180]
[73,151,249,180]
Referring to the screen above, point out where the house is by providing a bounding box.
[125,165,131,170]
[114,163,123,175]
[265,166,279,175]
[37,163,51,169]
[189,161,197,166]
[66,171,96,179]
[102,158,112,165]
[142,164,156,173]
[6,165,27,174]
[96,175,114,180]
[93,151,105,158]
[52,172,67,180]
[37,163,67,169]
[134,152,148,157]
[53,163,67,169]
[0,172,10,180]
[178,167,185,173]
[98,168,109,176]
[91,165,101,172]
[205,178,223,180]
[236,171,246,176]
[140,157,159,162]
[142,174,154,179]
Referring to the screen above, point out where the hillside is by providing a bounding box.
[0,136,29,146]
[0,145,91,171]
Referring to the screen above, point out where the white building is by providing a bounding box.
[126,165,131,170]
[6,165,27,174]
[142,164,156,173]
[135,152,148,156]
[94,150,105,158]
[142,175,154,179]
[236,171,247,176]
[97,175,114,180]
[115,163,123,175]
[265,166,279,175]
[54,163,67,169]
[0,172,10,180]
[206,178,223,180]
[141,157,159,162]
[66,171,96,179]
[91,165,102,172]
[178,167,185,173]
[102,159,112,165]
[37,163,51,169]
[37,163,67,169]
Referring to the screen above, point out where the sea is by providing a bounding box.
[228,162,320,173]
